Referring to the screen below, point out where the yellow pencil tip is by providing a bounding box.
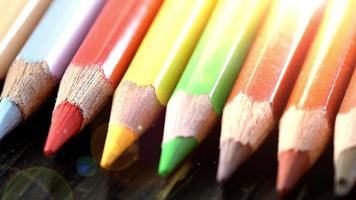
[100,124,138,169]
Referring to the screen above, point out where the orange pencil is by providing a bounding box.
[44,0,163,156]
[217,0,324,182]
[277,0,356,195]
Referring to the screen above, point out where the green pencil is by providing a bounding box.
[158,0,271,177]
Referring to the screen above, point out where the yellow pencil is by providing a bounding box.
[100,0,217,168]
[0,0,51,79]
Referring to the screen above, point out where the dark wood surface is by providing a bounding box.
[0,92,355,200]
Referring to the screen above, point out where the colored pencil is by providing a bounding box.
[334,67,356,196]
[100,0,217,168]
[217,0,324,182]
[0,0,51,79]
[0,0,105,140]
[277,0,356,195]
[44,0,163,156]
[158,0,271,177]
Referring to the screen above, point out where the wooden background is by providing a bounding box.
[0,91,355,200]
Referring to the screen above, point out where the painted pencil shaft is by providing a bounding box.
[45,0,163,156]
[18,0,106,79]
[0,0,28,37]
[334,68,356,196]
[277,0,356,195]
[101,0,217,168]
[0,0,104,139]
[0,0,51,79]
[218,0,324,182]
[159,0,271,177]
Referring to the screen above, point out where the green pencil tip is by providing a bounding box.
[158,137,198,177]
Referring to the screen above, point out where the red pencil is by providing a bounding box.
[44,0,163,156]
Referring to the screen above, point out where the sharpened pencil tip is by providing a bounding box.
[158,168,169,177]
[100,124,138,169]
[43,148,55,157]
[0,98,23,140]
[44,102,83,156]
[217,141,252,183]
[100,157,112,170]
[334,148,356,197]
[277,151,310,196]
[158,137,198,177]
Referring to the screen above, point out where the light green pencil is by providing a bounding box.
[158,0,272,177]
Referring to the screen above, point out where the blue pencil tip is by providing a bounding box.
[0,98,23,140]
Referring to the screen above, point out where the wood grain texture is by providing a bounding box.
[1,59,55,118]
[0,96,353,199]
[56,64,114,127]
[163,91,217,143]
[110,81,162,136]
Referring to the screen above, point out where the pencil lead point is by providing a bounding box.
[217,141,252,183]
[0,98,23,140]
[334,148,356,197]
[277,151,310,196]
[335,178,353,197]
[100,124,138,169]
[158,137,198,177]
[44,102,83,156]
[43,148,56,157]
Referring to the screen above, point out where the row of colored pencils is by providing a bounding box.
[0,0,355,197]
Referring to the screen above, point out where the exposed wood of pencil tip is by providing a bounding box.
[220,93,274,150]
[217,93,274,182]
[1,58,56,118]
[110,81,163,136]
[55,64,114,127]
[278,106,330,163]
[163,91,217,143]
[334,108,356,161]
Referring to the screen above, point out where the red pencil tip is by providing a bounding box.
[44,148,55,157]
[277,151,310,196]
[44,102,83,156]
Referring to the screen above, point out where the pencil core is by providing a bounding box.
[101,124,138,169]
[334,148,356,197]
[217,141,252,182]
[277,151,310,196]
[0,98,23,139]
[159,137,198,177]
[44,102,83,156]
